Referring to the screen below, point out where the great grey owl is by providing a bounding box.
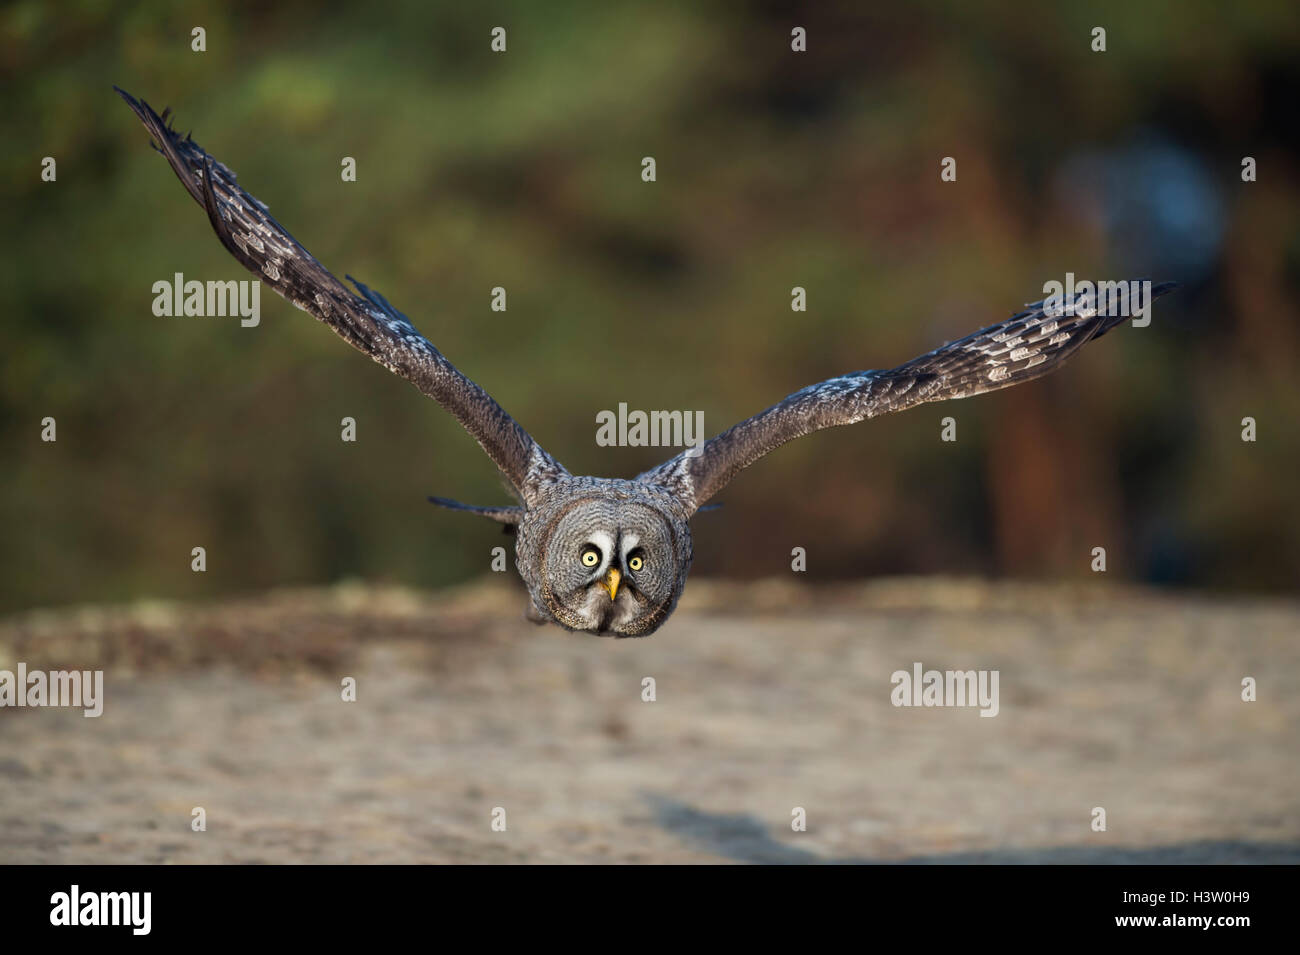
[118,89,1175,637]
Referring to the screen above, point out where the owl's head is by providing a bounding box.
[517,481,692,637]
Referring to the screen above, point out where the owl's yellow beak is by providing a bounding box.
[601,567,622,601]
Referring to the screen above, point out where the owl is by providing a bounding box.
[118,89,1175,638]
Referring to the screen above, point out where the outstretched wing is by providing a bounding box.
[639,283,1176,512]
[116,87,566,504]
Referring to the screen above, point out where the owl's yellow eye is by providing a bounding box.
[581,547,601,567]
[628,555,644,572]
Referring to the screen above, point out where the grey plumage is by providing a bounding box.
[427,497,524,525]
[638,280,1175,512]
[119,89,1175,638]
[113,88,566,507]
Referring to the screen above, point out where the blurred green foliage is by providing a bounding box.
[2,0,1298,612]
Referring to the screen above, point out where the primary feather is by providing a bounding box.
[115,86,565,504]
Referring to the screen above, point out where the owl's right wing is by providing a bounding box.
[116,88,566,504]
[638,282,1175,513]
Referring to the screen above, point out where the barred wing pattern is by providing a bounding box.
[116,87,565,503]
[639,282,1176,512]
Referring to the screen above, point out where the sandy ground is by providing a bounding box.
[0,577,1297,864]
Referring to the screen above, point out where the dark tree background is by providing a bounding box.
[2,0,1297,613]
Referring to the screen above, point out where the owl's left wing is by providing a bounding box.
[115,88,566,504]
[638,283,1176,513]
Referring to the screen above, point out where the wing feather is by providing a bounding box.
[116,87,565,503]
[639,283,1176,511]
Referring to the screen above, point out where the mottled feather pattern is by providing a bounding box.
[115,87,564,503]
[119,86,1176,637]
[640,282,1175,510]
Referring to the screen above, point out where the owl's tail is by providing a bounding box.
[427,496,523,525]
